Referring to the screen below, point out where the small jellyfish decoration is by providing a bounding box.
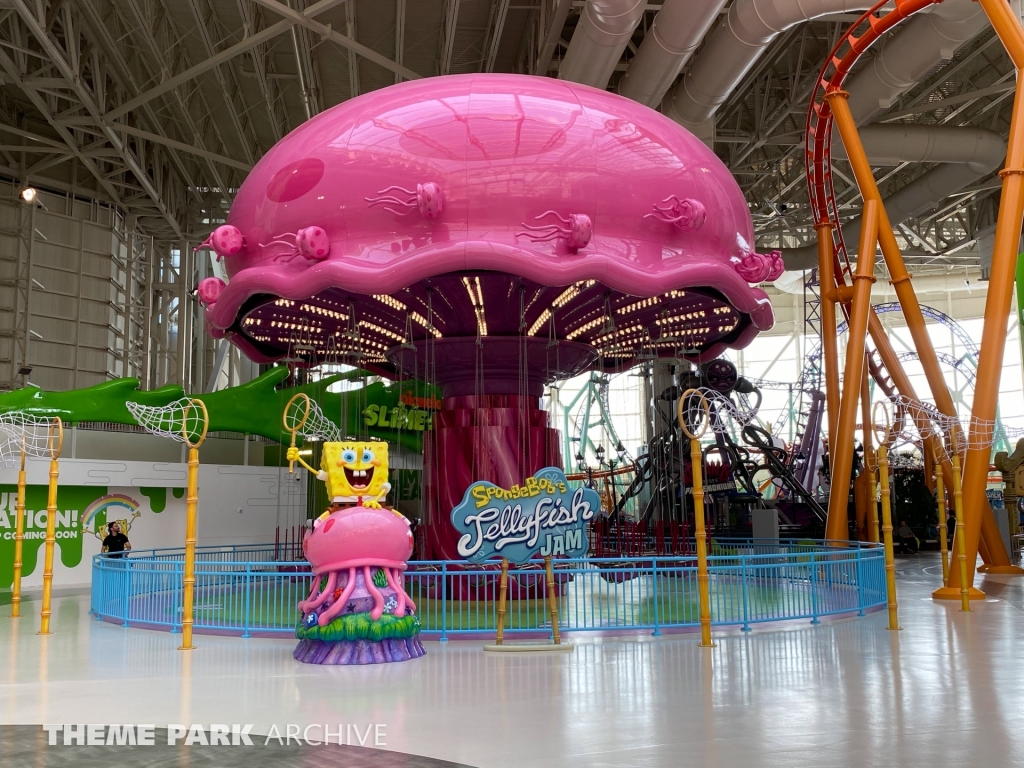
[516,210,593,252]
[260,226,331,263]
[645,196,707,230]
[735,250,785,284]
[293,505,424,665]
[195,224,245,260]
[365,182,445,219]
[197,277,226,306]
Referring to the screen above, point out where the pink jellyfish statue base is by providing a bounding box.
[294,506,425,665]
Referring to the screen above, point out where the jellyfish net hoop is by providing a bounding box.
[284,395,343,444]
[127,398,209,448]
[883,395,1022,462]
[678,387,760,439]
[0,412,62,466]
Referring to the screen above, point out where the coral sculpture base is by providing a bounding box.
[293,636,426,665]
[294,609,425,665]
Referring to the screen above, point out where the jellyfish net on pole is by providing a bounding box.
[0,411,61,466]
[126,398,208,445]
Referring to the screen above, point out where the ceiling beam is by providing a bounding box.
[103,19,293,121]
[77,0,206,206]
[880,83,1017,123]
[108,123,253,171]
[12,0,183,237]
[533,0,571,76]
[439,0,461,76]
[0,45,124,207]
[483,0,511,73]
[187,0,257,166]
[250,0,422,82]
[395,0,406,85]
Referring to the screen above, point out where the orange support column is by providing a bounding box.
[828,87,1011,579]
[817,222,841,462]
[828,91,961,427]
[825,200,879,541]
[942,0,1024,593]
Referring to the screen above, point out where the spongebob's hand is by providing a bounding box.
[286,447,300,462]
[363,499,382,509]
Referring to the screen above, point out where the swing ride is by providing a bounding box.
[196,73,785,561]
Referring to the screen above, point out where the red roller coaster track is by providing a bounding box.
[804,0,944,284]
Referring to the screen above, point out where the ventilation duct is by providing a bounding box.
[772,267,985,296]
[558,0,646,89]
[773,125,1007,271]
[661,0,872,133]
[617,0,728,108]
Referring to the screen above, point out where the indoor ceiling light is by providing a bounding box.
[20,187,37,203]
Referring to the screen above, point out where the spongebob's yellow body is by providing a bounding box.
[287,438,393,512]
[320,441,390,503]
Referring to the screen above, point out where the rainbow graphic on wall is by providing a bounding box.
[82,494,141,534]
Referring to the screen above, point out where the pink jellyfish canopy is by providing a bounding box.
[201,74,778,558]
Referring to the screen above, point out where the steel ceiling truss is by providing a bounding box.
[0,1,1013,399]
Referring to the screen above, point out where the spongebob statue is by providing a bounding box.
[286,440,392,510]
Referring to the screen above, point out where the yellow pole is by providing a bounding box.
[866,449,879,545]
[10,444,26,618]
[543,554,560,645]
[949,0,1024,589]
[861,362,879,543]
[933,445,950,583]
[817,221,840,461]
[877,443,900,631]
[283,393,310,474]
[38,417,62,636]
[178,399,208,651]
[951,449,971,613]
[179,443,199,650]
[825,198,879,541]
[678,389,714,647]
[691,435,713,647]
[495,558,509,646]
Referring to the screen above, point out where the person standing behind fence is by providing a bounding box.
[101,521,131,558]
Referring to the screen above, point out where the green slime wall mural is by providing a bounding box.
[0,367,439,452]
[0,485,108,589]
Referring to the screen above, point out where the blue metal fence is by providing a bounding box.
[90,539,886,639]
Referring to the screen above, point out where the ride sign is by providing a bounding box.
[451,467,598,564]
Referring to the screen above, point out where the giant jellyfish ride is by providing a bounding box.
[197,73,781,660]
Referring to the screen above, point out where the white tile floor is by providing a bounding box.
[2,555,1024,768]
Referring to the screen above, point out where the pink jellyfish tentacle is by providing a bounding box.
[516,211,592,252]
[384,567,414,617]
[299,574,320,611]
[260,232,301,262]
[644,196,707,230]
[316,567,358,626]
[363,565,387,621]
[365,182,444,219]
[299,571,337,615]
